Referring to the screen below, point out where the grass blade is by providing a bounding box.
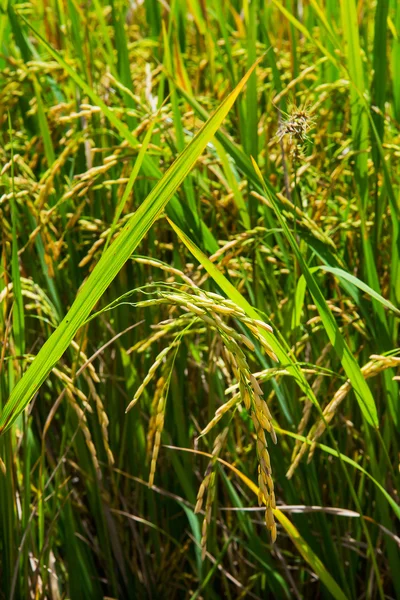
[0,61,259,434]
[251,159,379,427]
[167,217,323,411]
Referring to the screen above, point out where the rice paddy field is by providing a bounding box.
[1,0,400,598]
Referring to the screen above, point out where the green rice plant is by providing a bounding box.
[0,58,259,434]
[1,1,400,598]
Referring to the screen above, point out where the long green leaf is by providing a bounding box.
[320,266,400,316]
[251,159,379,427]
[294,264,400,330]
[166,218,323,411]
[9,114,25,363]
[0,62,259,434]
[168,176,378,427]
[276,427,400,521]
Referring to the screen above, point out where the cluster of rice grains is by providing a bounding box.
[288,353,400,478]
[195,428,229,560]
[126,258,279,555]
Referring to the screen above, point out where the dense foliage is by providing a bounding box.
[1,0,399,598]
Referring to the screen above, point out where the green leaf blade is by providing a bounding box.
[0,60,259,434]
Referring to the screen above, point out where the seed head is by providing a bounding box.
[277,105,314,150]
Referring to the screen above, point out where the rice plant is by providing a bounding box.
[0,0,399,598]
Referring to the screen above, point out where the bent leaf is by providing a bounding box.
[275,427,400,521]
[167,217,324,412]
[165,445,348,600]
[320,266,400,316]
[251,158,379,428]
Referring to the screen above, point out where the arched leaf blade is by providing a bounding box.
[251,158,379,428]
[0,60,259,434]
